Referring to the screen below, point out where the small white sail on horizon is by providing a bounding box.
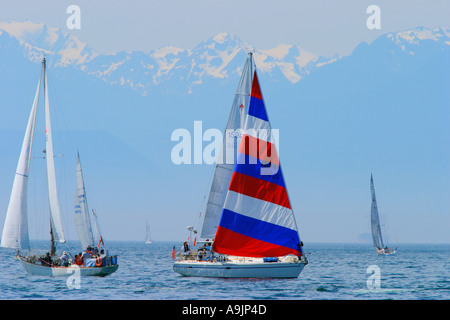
[145,220,152,244]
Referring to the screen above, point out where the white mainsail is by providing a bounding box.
[200,53,254,238]
[43,61,65,243]
[1,74,41,250]
[74,153,95,250]
[370,174,384,250]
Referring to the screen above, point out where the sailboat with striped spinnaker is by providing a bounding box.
[173,53,308,278]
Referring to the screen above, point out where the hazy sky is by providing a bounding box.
[0,0,448,56]
[0,1,448,244]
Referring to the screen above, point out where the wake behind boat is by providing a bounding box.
[370,174,397,255]
[173,53,307,278]
[1,58,118,277]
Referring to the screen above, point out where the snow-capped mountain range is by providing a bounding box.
[1,21,449,96]
[0,21,337,95]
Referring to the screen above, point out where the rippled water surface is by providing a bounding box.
[0,241,448,300]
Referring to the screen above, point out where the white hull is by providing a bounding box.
[18,257,118,277]
[173,260,306,278]
[376,248,397,255]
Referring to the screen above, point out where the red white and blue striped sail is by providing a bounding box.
[212,70,303,258]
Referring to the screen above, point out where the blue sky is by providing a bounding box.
[0,1,448,244]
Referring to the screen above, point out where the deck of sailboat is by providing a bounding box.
[17,255,119,277]
[173,256,307,278]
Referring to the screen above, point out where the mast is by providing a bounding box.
[50,220,56,256]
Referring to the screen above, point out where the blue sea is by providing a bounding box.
[0,241,448,301]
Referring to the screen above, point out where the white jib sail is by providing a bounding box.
[1,75,41,249]
[74,153,94,250]
[200,53,254,239]
[43,62,65,243]
[370,174,384,249]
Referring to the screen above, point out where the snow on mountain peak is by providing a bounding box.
[0,21,44,42]
[260,44,293,60]
[0,21,96,66]
[386,26,450,46]
[213,33,231,44]
[152,45,186,58]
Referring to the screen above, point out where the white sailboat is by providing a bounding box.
[370,174,397,255]
[1,58,118,276]
[173,53,308,278]
[145,220,152,244]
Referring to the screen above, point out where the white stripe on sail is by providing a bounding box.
[1,75,41,249]
[44,63,65,243]
[223,191,297,231]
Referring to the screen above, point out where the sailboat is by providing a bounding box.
[370,174,397,255]
[173,53,308,278]
[145,220,152,244]
[1,58,118,276]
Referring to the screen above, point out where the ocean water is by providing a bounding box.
[0,241,448,300]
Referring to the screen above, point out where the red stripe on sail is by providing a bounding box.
[228,171,291,209]
[251,71,263,100]
[212,226,301,258]
[238,134,279,166]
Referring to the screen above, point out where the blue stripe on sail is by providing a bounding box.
[219,209,300,251]
[235,153,285,188]
[248,97,268,121]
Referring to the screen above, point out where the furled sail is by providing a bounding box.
[43,59,65,243]
[74,153,95,250]
[200,53,254,239]
[1,73,41,249]
[212,70,303,258]
[370,174,384,249]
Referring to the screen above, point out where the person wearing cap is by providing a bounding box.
[60,251,70,267]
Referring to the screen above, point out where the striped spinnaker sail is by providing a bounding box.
[212,70,303,258]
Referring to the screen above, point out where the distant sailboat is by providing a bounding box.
[1,58,118,276]
[370,174,397,255]
[145,220,152,244]
[173,53,308,278]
